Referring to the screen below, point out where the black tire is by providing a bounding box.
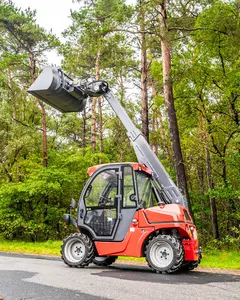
[145,234,184,274]
[93,256,118,266]
[180,257,200,272]
[61,233,94,268]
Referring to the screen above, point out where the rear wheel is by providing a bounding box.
[93,256,118,266]
[61,233,94,268]
[146,235,184,273]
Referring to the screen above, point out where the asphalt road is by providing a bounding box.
[0,252,239,300]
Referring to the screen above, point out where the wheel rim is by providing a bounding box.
[64,238,86,263]
[150,241,174,269]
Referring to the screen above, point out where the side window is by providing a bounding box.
[151,189,159,207]
[84,169,118,207]
[123,166,136,208]
[136,172,158,208]
[137,172,151,208]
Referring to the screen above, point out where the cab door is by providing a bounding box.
[78,166,121,239]
[113,165,138,241]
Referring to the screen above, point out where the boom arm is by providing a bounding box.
[103,90,186,208]
[27,66,187,208]
[76,79,186,207]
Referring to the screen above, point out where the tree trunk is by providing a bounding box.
[152,113,158,155]
[91,49,101,151]
[98,97,103,163]
[197,163,205,196]
[159,0,191,213]
[202,115,219,239]
[151,80,171,162]
[38,100,48,167]
[82,109,86,148]
[197,114,205,195]
[91,98,97,151]
[119,74,125,103]
[205,142,220,239]
[222,154,227,186]
[140,0,149,142]
[158,111,171,165]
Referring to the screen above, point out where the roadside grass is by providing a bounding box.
[199,249,240,270]
[0,239,239,270]
[0,240,61,256]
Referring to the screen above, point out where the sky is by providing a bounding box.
[12,0,135,65]
[13,0,80,38]
[12,0,82,65]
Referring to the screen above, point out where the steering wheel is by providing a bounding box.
[99,196,113,206]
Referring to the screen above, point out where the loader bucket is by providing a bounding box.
[27,66,87,113]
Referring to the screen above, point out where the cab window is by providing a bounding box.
[84,169,118,207]
[136,172,159,208]
[123,166,136,208]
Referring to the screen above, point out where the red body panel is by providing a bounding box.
[182,240,199,261]
[88,162,152,176]
[95,224,155,257]
[94,204,199,261]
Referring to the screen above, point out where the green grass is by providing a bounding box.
[0,239,239,270]
[200,249,240,270]
[0,239,61,256]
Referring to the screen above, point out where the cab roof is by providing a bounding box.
[87,162,152,176]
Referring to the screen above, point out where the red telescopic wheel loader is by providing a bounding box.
[28,66,201,273]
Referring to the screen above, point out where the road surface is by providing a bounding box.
[0,252,239,300]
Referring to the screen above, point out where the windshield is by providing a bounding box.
[152,177,170,204]
[136,172,166,208]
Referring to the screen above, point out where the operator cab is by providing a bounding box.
[77,163,168,241]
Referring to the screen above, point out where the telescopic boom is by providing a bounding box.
[28,66,187,208]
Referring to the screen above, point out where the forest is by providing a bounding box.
[0,0,239,249]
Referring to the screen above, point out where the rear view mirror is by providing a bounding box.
[27,66,87,112]
[84,185,92,198]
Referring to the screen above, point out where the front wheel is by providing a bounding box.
[61,233,94,268]
[93,256,118,266]
[146,234,184,273]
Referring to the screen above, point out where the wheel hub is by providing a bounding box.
[74,244,83,256]
[160,249,170,259]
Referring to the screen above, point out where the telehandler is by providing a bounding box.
[28,66,201,273]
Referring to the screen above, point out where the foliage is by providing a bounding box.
[0,0,239,246]
[0,148,110,241]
